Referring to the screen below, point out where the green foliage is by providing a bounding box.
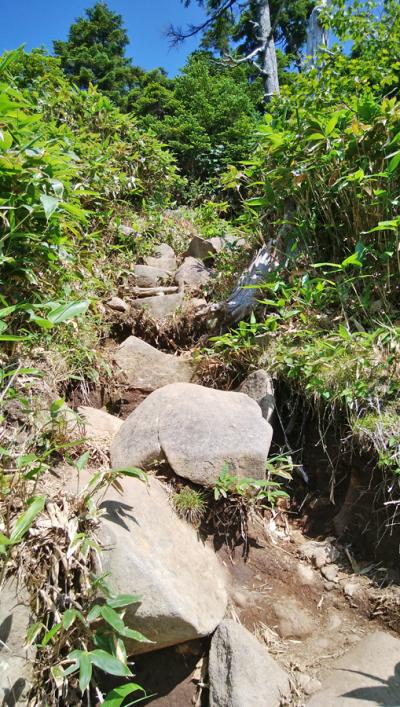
[0,47,177,338]
[53,1,143,109]
[182,0,312,66]
[172,487,207,526]
[214,460,291,506]
[137,52,262,179]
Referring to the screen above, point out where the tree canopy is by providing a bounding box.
[53,1,142,108]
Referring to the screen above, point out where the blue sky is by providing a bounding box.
[0,0,207,76]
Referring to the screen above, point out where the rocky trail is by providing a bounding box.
[3,233,400,707]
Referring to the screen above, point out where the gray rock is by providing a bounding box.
[77,406,123,444]
[307,631,400,706]
[0,580,33,706]
[131,292,183,319]
[186,234,245,261]
[274,598,315,639]
[296,563,317,586]
[113,336,193,392]
[118,224,135,237]
[87,473,228,655]
[297,674,322,696]
[134,264,171,287]
[106,296,130,313]
[111,383,272,486]
[145,244,177,272]
[321,564,339,582]
[209,620,290,707]
[344,581,361,598]
[299,539,339,568]
[238,370,275,422]
[174,257,211,291]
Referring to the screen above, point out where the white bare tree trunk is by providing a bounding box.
[306,0,329,66]
[256,0,280,100]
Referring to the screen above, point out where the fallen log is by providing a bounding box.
[131,286,179,297]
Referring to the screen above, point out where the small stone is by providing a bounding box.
[274,599,315,639]
[106,296,130,313]
[297,673,322,696]
[324,581,336,592]
[299,540,339,569]
[237,370,275,422]
[344,582,359,598]
[118,224,135,236]
[321,564,339,582]
[296,563,317,586]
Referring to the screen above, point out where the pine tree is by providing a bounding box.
[54,2,141,108]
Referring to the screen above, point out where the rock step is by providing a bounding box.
[111,382,272,486]
[113,335,194,392]
[209,619,290,707]
[307,631,400,706]
[77,471,228,655]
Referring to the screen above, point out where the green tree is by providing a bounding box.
[138,51,262,178]
[171,0,313,99]
[53,2,142,108]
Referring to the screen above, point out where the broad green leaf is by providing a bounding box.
[40,194,59,221]
[88,649,132,677]
[50,398,65,417]
[119,627,150,643]
[107,594,142,609]
[62,609,77,630]
[41,622,61,646]
[47,300,89,324]
[25,622,44,646]
[76,451,90,472]
[78,652,92,693]
[112,467,147,482]
[0,532,12,546]
[0,334,32,341]
[10,496,45,544]
[100,605,126,634]
[103,683,145,707]
[87,604,102,623]
[387,151,400,174]
[0,131,12,151]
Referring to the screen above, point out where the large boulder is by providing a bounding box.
[174,257,211,291]
[134,264,171,287]
[209,620,290,707]
[86,473,228,655]
[145,244,177,272]
[237,370,275,422]
[0,580,33,706]
[131,292,183,319]
[307,631,400,706]
[113,336,193,392]
[111,382,272,486]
